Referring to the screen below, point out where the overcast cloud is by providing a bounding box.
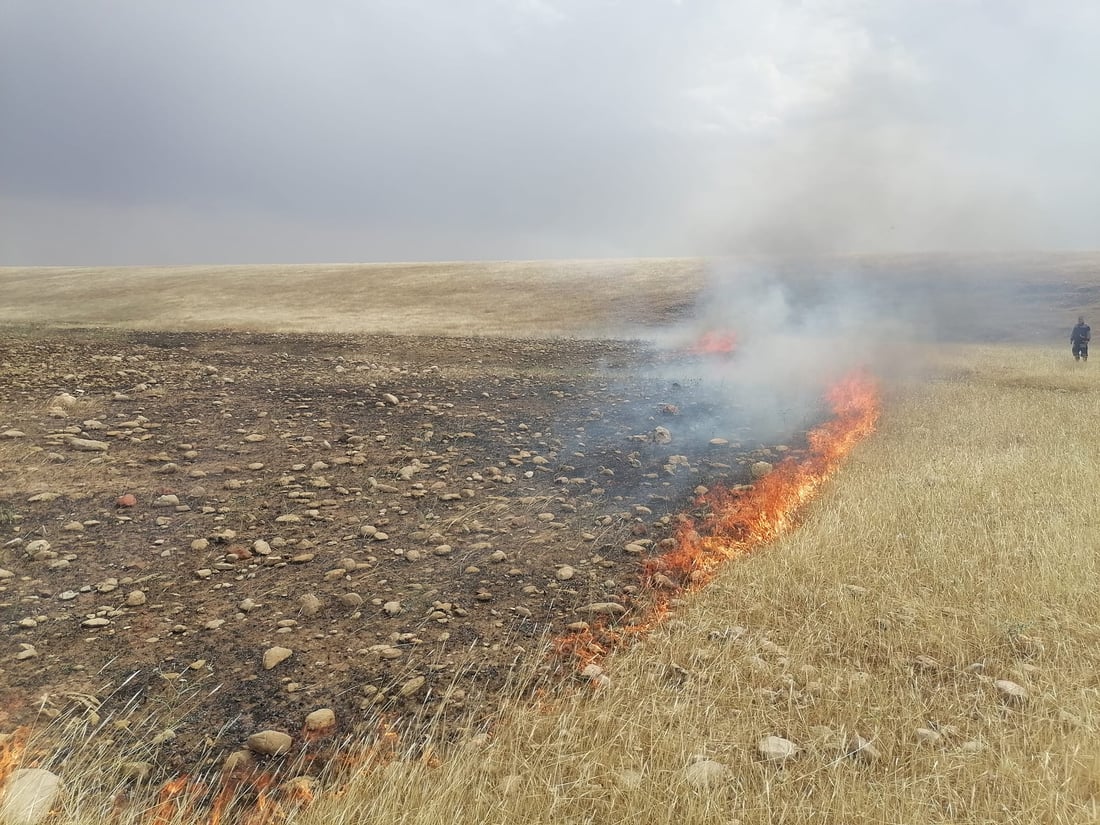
[1,0,1098,264]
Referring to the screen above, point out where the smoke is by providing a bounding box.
[634,260,900,448]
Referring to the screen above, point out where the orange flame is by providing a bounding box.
[685,330,738,356]
[0,728,29,787]
[149,775,192,825]
[559,368,880,670]
[653,369,879,584]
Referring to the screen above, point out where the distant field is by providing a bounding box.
[1,252,1098,341]
[0,259,705,337]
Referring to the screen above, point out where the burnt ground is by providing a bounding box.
[0,328,816,781]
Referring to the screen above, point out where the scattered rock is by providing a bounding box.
[0,768,62,825]
[994,679,1028,705]
[846,735,881,764]
[67,436,109,452]
[751,461,773,479]
[758,736,800,763]
[303,708,336,733]
[246,730,293,756]
[125,590,147,607]
[682,758,728,787]
[263,646,293,670]
[115,494,137,508]
[577,602,627,616]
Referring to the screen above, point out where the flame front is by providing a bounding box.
[559,368,881,669]
[655,368,880,584]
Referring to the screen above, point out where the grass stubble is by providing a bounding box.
[7,343,1100,823]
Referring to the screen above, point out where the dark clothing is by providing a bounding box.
[1072,322,1091,360]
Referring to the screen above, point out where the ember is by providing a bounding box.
[685,330,738,356]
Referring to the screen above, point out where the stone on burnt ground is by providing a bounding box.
[263,646,293,670]
[246,730,293,756]
[303,708,336,733]
[67,436,109,452]
[578,602,627,616]
[751,461,773,479]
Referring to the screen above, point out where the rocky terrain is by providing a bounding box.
[0,327,803,781]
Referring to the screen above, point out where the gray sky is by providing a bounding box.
[2,0,1098,264]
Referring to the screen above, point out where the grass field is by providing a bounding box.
[4,256,1100,822]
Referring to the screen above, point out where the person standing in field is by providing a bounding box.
[1071,315,1091,361]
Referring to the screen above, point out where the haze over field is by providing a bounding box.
[2,1,1099,265]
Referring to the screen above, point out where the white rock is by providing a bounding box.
[994,679,1028,705]
[0,768,62,825]
[681,759,728,787]
[758,736,800,763]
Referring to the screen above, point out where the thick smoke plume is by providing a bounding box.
[640,260,905,447]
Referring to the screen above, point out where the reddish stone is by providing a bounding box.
[226,544,253,560]
[115,494,137,508]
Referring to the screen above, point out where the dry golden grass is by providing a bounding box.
[3,251,1100,340]
[0,260,704,336]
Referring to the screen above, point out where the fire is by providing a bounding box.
[149,775,192,825]
[654,369,879,584]
[559,368,881,669]
[686,330,738,356]
[0,728,29,786]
